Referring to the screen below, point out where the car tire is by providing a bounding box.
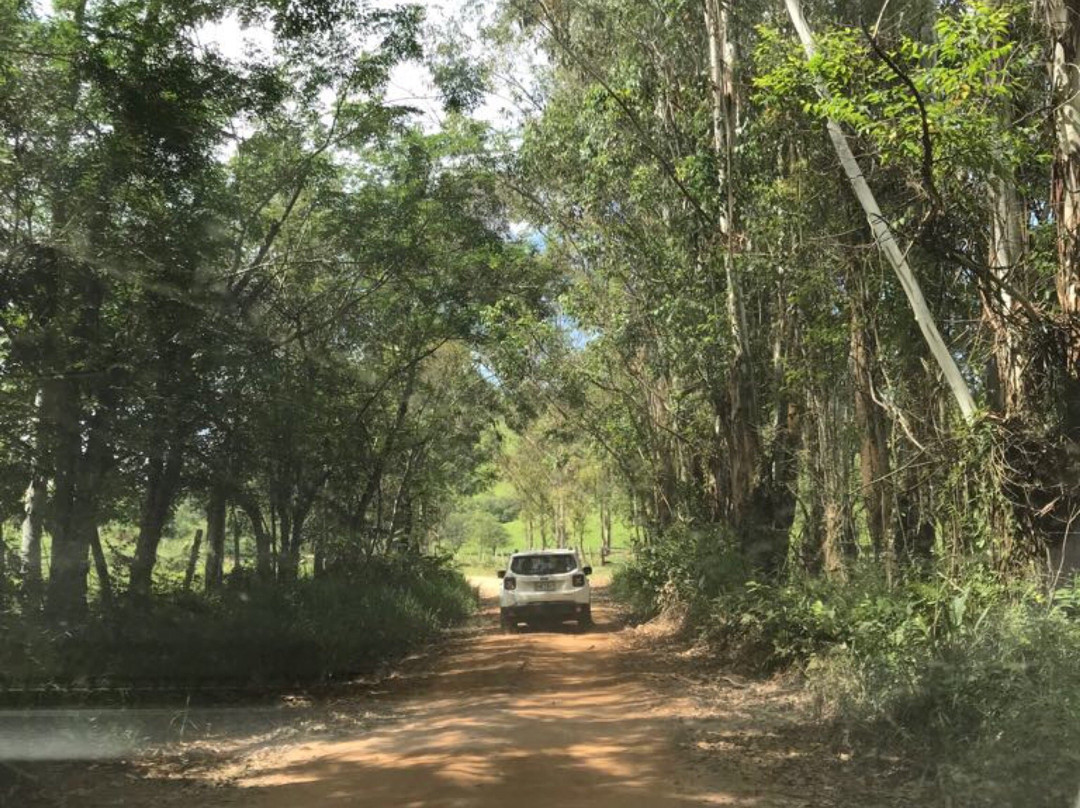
[500,609,517,633]
[578,607,593,630]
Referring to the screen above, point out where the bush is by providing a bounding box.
[610,524,748,621]
[813,599,1080,808]
[0,555,476,693]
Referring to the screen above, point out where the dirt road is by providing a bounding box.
[10,580,919,808]
[217,584,710,807]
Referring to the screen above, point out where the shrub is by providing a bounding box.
[611,524,748,620]
[0,555,476,694]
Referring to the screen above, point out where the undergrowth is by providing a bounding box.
[0,555,476,693]
[612,526,1080,808]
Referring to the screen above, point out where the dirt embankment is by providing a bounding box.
[6,579,923,808]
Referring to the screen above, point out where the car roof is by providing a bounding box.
[509,549,575,557]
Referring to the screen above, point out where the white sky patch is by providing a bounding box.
[382,0,541,133]
[37,0,541,134]
[197,11,275,63]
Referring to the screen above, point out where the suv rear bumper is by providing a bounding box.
[502,602,590,620]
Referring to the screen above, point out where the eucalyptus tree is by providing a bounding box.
[493,0,1074,579]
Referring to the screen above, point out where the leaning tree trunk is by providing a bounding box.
[89,526,113,612]
[183,529,204,591]
[784,0,977,421]
[128,440,184,598]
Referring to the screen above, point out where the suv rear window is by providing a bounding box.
[510,554,577,575]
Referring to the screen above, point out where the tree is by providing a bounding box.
[470,511,511,560]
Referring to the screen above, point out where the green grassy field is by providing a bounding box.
[3,498,258,596]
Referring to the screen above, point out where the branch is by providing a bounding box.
[861,23,940,211]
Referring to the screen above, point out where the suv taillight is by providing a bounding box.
[504,577,516,591]
[572,574,585,587]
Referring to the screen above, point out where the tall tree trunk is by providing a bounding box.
[44,377,90,621]
[983,0,1030,415]
[204,484,227,593]
[20,475,46,609]
[800,411,826,574]
[599,500,612,565]
[785,0,977,420]
[19,388,47,609]
[705,0,760,533]
[811,387,850,579]
[851,283,894,575]
[276,504,295,581]
[744,281,800,572]
[1047,0,1080,331]
[46,370,116,621]
[984,174,1028,415]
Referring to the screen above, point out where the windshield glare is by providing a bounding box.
[510,554,577,575]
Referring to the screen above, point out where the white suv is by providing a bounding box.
[498,549,592,631]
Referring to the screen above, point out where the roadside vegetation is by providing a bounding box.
[1,556,475,691]
[613,529,1080,807]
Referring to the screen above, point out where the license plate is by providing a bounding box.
[534,581,556,592]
